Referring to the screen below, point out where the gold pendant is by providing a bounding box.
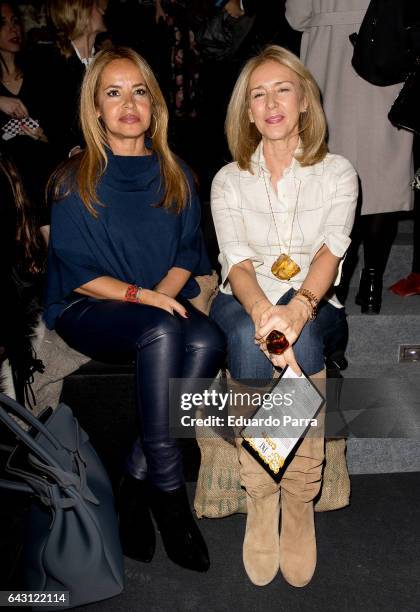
[271,253,301,281]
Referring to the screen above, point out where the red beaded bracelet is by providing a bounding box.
[125,284,142,303]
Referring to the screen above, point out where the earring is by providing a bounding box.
[149,115,158,139]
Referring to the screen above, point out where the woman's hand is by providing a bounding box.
[249,297,272,329]
[0,96,28,118]
[255,299,310,375]
[155,0,167,23]
[224,0,244,18]
[75,277,188,317]
[20,123,48,143]
[141,289,188,318]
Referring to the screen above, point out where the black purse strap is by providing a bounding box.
[0,394,99,506]
[0,478,33,494]
[0,443,40,494]
[0,393,64,471]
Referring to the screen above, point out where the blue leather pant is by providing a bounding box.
[55,298,225,490]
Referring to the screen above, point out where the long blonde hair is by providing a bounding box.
[48,0,93,58]
[226,45,328,171]
[51,47,190,216]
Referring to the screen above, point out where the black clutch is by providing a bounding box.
[388,58,420,135]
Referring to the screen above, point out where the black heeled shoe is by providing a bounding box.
[118,473,156,563]
[355,268,383,314]
[148,484,210,572]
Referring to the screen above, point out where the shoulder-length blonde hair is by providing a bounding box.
[226,45,328,171]
[51,46,190,216]
[48,0,93,58]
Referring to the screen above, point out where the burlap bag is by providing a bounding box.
[194,432,351,517]
[314,438,351,512]
[194,373,271,518]
[194,423,247,518]
[30,322,91,416]
[188,271,219,315]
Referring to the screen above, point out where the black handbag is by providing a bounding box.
[0,393,124,609]
[350,0,420,86]
[388,58,420,135]
[196,10,255,62]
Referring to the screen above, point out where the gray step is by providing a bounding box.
[346,439,420,474]
[342,362,420,378]
[338,361,420,475]
[334,218,417,474]
[397,217,415,234]
[345,289,420,365]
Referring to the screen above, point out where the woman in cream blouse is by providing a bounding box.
[210,45,358,588]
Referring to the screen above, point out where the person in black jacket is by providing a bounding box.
[0,1,55,228]
[29,0,108,160]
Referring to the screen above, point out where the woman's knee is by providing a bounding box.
[227,313,272,379]
[135,307,183,349]
[186,315,226,354]
[293,323,324,375]
[227,310,255,349]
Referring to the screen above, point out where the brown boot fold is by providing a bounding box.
[243,489,280,586]
[235,438,281,586]
[279,489,316,587]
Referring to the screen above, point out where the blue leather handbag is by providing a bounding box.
[0,393,124,609]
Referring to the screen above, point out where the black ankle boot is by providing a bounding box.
[118,473,156,562]
[355,268,383,314]
[148,484,210,572]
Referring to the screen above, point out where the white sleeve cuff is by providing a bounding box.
[219,247,263,285]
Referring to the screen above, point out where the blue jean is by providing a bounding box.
[210,289,346,378]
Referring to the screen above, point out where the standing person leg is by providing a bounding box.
[393,190,420,294]
[56,298,224,571]
[356,212,398,313]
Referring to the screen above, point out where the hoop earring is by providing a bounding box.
[149,115,158,139]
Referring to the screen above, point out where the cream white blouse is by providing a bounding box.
[210,142,358,307]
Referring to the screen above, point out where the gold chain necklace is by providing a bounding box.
[262,171,301,281]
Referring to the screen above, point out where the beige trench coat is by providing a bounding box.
[285,0,413,215]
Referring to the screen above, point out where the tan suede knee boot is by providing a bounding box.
[236,439,280,586]
[279,369,326,587]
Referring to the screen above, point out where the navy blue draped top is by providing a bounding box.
[44,149,210,328]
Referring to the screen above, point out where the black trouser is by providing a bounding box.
[361,212,399,275]
[56,298,225,491]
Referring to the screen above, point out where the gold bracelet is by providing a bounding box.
[294,288,319,320]
[292,294,312,320]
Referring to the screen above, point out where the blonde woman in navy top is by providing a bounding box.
[44,46,225,573]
